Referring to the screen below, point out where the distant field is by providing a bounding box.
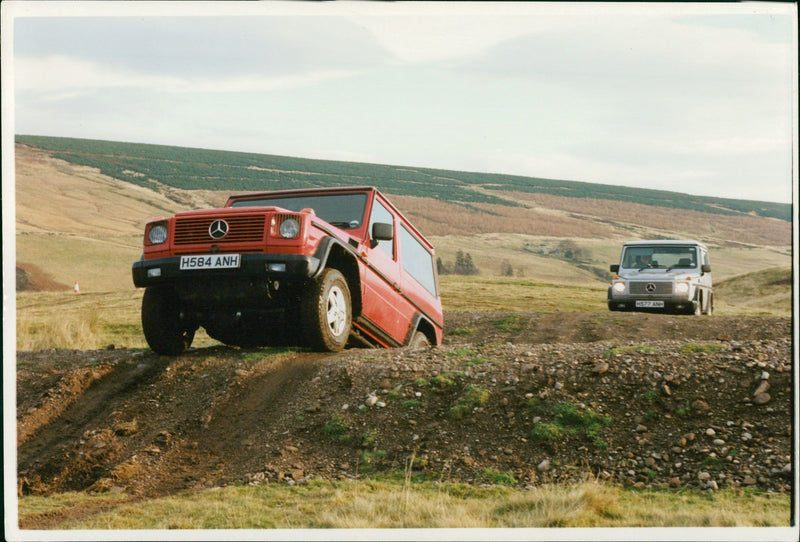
[15,267,791,351]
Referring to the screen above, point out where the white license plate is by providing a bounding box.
[179,254,241,270]
[636,300,665,308]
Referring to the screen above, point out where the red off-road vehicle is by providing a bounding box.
[132,186,443,355]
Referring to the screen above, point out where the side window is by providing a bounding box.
[702,250,710,266]
[400,225,437,297]
[368,199,394,259]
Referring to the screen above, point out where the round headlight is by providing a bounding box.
[612,282,626,294]
[675,282,690,294]
[148,224,168,244]
[279,217,300,239]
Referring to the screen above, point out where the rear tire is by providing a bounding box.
[409,330,430,348]
[301,268,351,352]
[704,293,714,316]
[142,286,196,355]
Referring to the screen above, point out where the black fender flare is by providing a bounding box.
[403,313,438,346]
[310,236,360,280]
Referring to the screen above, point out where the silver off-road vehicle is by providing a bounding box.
[608,240,713,315]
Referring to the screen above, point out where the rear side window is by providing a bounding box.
[400,225,437,297]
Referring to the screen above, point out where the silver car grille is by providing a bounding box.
[629,281,673,295]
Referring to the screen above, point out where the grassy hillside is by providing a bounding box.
[713,267,793,316]
[16,135,791,221]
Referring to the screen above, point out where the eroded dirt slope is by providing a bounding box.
[17,311,793,504]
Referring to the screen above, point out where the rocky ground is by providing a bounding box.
[16,311,794,502]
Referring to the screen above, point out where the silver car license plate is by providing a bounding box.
[636,300,664,308]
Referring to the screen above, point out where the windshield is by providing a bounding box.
[621,246,697,270]
[229,193,368,230]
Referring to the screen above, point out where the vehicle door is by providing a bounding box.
[698,247,712,291]
[359,195,414,345]
[397,223,441,335]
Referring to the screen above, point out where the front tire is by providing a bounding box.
[301,268,352,352]
[142,286,196,355]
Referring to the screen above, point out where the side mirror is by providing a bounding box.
[610,264,619,273]
[701,264,711,274]
[370,222,393,248]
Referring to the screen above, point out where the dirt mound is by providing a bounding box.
[16,312,793,503]
[16,263,71,292]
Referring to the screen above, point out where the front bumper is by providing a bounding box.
[132,253,321,288]
[607,293,697,313]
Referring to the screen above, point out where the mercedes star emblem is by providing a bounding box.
[646,283,656,293]
[208,219,229,240]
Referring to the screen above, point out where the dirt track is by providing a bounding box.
[17,311,793,511]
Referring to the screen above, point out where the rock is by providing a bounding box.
[743,476,757,485]
[692,399,711,414]
[753,381,770,396]
[698,472,711,481]
[707,480,719,491]
[537,459,550,472]
[635,424,648,433]
[365,395,378,407]
[290,469,304,481]
[592,362,609,375]
[668,477,681,488]
[753,393,771,405]
[705,428,716,437]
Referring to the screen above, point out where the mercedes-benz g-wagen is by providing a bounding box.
[607,240,713,315]
[132,186,443,354]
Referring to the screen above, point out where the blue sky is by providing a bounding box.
[4,1,797,203]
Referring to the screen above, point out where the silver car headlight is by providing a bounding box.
[148,224,168,244]
[675,282,690,295]
[612,282,626,294]
[279,217,300,239]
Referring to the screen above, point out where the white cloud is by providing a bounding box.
[15,55,357,94]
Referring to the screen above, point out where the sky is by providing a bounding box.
[3,1,798,204]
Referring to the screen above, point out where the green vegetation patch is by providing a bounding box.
[449,385,491,420]
[529,401,611,450]
[478,468,516,486]
[494,314,525,333]
[324,415,353,445]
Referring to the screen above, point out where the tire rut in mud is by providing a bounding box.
[17,349,327,497]
[18,359,171,494]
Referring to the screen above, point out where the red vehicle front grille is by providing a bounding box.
[173,215,266,245]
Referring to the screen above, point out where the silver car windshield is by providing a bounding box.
[230,193,368,230]
[622,246,697,270]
